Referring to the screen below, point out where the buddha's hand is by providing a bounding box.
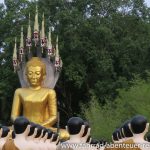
[42,116,57,127]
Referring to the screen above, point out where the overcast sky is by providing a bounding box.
[0,0,150,7]
[145,0,150,7]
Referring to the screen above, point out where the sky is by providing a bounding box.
[145,0,150,7]
[0,0,150,7]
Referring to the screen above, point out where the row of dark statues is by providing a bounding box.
[0,115,150,150]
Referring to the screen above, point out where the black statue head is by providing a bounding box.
[28,122,37,136]
[86,135,91,143]
[1,126,10,138]
[146,133,150,142]
[130,115,148,134]
[120,126,125,138]
[52,133,59,142]
[47,129,53,139]
[42,127,47,138]
[82,121,90,137]
[12,131,16,139]
[112,129,120,141]
[14,116,30,134]
[90,139,99,145]
[99,139,107,146]
[117,129,122,140]
[35,124,43,138]
[67,117,84,135]
[123,120,133,138]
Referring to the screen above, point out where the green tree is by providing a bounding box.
[81,76,150,141]
[0,0,32,124]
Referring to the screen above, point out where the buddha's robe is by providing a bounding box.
[122,139,141,150]
[2,139,19,150]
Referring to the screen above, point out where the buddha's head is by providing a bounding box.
[26,57,46,87]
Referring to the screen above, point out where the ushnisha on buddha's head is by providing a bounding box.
[26,57,46,87]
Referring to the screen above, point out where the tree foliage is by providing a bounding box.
[81,76,150,141]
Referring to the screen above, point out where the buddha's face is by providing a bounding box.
[27,66,44,87]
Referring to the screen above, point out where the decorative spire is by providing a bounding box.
[13,38,18,72]
[26,13,32,52]
[27,13,31,39]
[41,13,47,52]
[47,27,54,57]
[12,5,63,88]
[34,5,39,32]
[48,27,52,47]
[55,36,62,71]
[41,13,45,39]
[19,27,24,61]
[55,36,59,57]
[33,5,39,46]
[13,38,17,59]
[20,27,24,48]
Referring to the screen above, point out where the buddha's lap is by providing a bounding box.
[48,127,70,140]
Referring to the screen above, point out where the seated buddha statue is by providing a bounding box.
[11,57,69,140]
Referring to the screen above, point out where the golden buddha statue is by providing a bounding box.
[11,5,69,139]
[11,57,69,139]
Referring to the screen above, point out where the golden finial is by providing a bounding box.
[27,13,31,38]
[34,5,39,32]
[55,36,62,71]
[27,13,32,52]
[20,27,24,48]
[40,30,44,53]
[47,27,54,58]
[13,38,18,72]
[19,27,24,61]
[13,38,17,59]
[56,36,59,57]
[47,27,52,47]
[41,13,45,38]
[34,5,39,46]
[41,13,46,52]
